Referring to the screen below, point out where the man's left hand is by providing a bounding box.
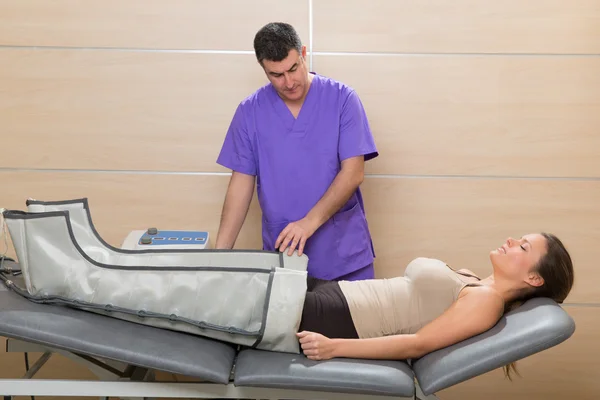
[275,218,316,256]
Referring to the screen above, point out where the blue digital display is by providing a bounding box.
[138,230,208,246]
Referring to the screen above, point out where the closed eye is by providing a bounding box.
[520,245,527,251]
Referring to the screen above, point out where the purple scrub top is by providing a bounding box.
[217,73,378,280]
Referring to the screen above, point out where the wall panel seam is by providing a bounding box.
[313,51,600,57]
[0,45,255,54]
[367,174,600,181]
[1,168,599,181]
[308,0,313,70]
[1,45,599,58]
[0,168,232,176]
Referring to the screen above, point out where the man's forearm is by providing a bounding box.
[215,201,249,249]
[215,173,255,249]
[305,158,365,231]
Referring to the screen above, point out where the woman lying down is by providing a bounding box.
[295,232,574,368]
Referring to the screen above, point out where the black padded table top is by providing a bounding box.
[0,267,237,384]
[0,260,417,397]
[234,348,415,397]
[0,259,575,398]
[413,297,576,395]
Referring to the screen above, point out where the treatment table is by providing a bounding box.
[0,260,575,399]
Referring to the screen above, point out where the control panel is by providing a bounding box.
[121,227,210,250]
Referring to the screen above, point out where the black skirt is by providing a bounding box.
[298,277,359,339]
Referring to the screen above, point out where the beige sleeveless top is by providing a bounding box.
[338,257,478,338]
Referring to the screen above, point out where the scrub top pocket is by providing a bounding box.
[332,202,371,260]
[262,220,291,252]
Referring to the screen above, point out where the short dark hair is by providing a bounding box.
[253,22,302,64]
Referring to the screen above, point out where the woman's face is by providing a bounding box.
[490,233,548,286]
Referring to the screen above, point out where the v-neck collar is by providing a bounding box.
[268,73,318,136]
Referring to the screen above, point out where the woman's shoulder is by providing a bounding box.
[460,285,505,313]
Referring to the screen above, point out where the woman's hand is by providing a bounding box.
[297,331,336,361]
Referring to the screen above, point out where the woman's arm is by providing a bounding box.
[298,286,504,361]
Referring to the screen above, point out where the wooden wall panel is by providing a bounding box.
[313,0,600,54]
[1,171,264,251]
[2,1,597,398]
[2,171,598,303]
[0,49,266,172]
[0,0,309,50]
[3,176,595,397]
[5,49,599,177]
[438,306,599,400]
[361,177,599,304]
[314,55,600,177]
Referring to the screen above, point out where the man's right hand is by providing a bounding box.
[214,171,255,249]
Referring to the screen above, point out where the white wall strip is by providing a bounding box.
[0,168,232,176]
[0,45,255,55]
[367,174,600,181]
[1,168,599,181]
[1,44,597,57]
[308,0,314,70]
[312,51,600,57]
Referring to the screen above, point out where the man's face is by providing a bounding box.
[261,46,309,103]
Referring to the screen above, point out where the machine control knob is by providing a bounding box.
[147,227,158,235]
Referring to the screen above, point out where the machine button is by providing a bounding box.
[147,227,158,235]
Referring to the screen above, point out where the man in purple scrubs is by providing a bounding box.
[215,22,378,281]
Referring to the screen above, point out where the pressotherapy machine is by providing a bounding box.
[0,198,575,399]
